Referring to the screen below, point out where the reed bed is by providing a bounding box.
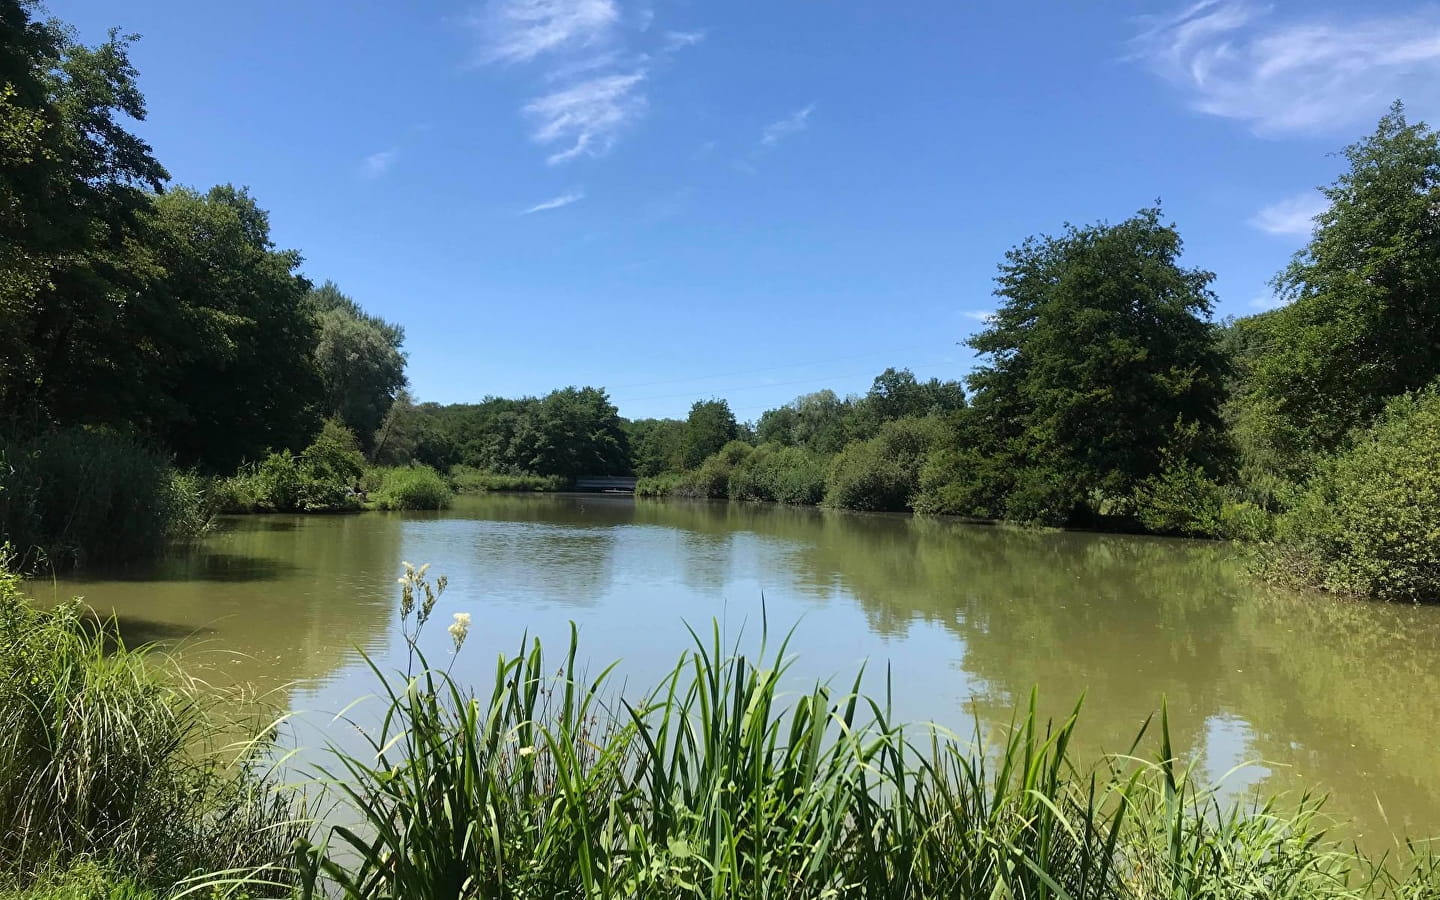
[4,555,1436,898]
[292,565,1440,900]
[448,467,570,494]
[0,560,301,897]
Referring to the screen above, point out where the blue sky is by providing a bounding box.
[58,0,1440,421]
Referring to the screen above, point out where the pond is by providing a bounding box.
[33,492,1440,845]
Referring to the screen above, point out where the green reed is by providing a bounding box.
[294,565,1440,899]
[0,560,301,896]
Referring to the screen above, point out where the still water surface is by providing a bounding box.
[33,493,1440,843]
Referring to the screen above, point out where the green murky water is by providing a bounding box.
[34,493,1440,843]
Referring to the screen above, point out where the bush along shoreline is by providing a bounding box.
[4,562,1439,899]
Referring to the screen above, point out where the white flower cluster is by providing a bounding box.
[448,612,472,652]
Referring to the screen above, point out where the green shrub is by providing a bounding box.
[634,472,685,497]
[253,453,305,511]
[1133,458,1225,537]
[0,429,208,571]
[1277,386,1440,601]
[824,440,899,511]
[913,440,1006,518]
[1217,499,1275,542]
[372,465,453,511]
[824,417,941,512]
[206,471,263,514]
[449,466,568,493]
[0,562,298,892]
[214,423,368,514]
[728,444,828,505]
[302,418,366,485]
[993,465,1082,526]
[665,441,753,499]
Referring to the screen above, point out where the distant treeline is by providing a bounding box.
[3,0,1440,602]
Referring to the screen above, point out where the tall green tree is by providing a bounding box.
[371,388,428,466]
[307,281,407,451]
[511,387,630,478]
[1234,103,1440,478]
[0,3,168,426]
[850,367,965,439]
[756,390,852,454]
[681,399,739,469]
[955,207,1228,524]
[626,417,686,476]
[136,186,322,469]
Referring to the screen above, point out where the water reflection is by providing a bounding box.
[35,512,404,705]
[38,493,1440,845]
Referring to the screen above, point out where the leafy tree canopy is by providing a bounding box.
[1233,102,1440,477]
[0,2,168,426]
[681,399,738,469]
[138,185,322,469]
[956,206,1228,523]
[307,281,408,450]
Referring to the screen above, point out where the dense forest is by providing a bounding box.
[2,1,1439,601]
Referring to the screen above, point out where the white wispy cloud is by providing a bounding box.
[1130,1,1440,134]
[526,71,648,164]
[735,103,817,173]
[469,0,702,164]
[961,310,995,324]
[521,189,586,214]
[1250,191,1328,236]
[361,148,399,178]
[761,104,816,146]
[473,0,619,64]
[664,30,706,51]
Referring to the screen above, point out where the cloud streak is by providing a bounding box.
[664,30,705,51]
[761,104,816,146]
[735,103,817,172]
[521,189,586,214]
[473,0,619,64]
[1250,191,1327,237]
[1130,1,1440,134]
[526,71,648,163]
[470,0,702,164]
[361,148,399,178]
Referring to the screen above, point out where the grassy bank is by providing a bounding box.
[0,559,298,897]
[211,422,452,515]
[449,466,570,494]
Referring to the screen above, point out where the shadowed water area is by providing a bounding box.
[31,493,1440,847]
